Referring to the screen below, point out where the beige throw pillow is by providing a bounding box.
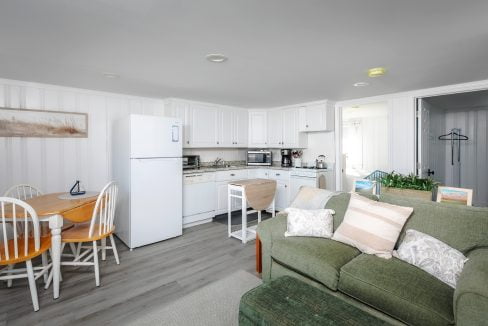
[284,208,335,238]
[332,193,413,259]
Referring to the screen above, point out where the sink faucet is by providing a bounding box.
[214,157,224,166]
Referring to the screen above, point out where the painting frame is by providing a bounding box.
[353,179,377,195]
[436,186,473,206]
[0,107,88,138]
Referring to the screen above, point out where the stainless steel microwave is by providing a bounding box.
[247,150,272,166]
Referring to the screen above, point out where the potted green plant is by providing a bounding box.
[380,172,438,201]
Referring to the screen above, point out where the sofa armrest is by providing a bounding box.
[454,248,488,325]
[256,212,287,281]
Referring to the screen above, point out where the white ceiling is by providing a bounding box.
[1,0,488,107]
[424,89,488,110]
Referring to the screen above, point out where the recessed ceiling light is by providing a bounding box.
[102,72,120,79]
[353,82,369,87]
[368,67,387,78]
[206,54,228,63]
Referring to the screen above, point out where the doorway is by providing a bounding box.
[341,102,389,192]
[417,89,488,206]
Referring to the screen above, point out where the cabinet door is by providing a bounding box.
[248,111,268,147]
[282,108,299,147]
[267,109,283,148]
[216,182,228,214]
[274,180,290,211]
[219,109,234,147]
[191,104,219,147]
[299,104,325,132]
[216,181,241,214]
[233,109,248,147]
[248,168,269,179]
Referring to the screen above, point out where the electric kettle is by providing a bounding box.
[315,155,327,169]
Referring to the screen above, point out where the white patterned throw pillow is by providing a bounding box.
[284,208,335,238]
[394,229,468,288]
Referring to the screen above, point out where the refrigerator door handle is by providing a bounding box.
[172,125,180,142]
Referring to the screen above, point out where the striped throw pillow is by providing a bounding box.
[332,193,413,259]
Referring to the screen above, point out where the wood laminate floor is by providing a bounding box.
[0,222,257,326]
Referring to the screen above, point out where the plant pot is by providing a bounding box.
[381,186,433,201]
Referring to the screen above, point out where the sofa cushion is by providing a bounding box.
[379,193,488,253]
[272,237,360,291]
[339,254,455,326]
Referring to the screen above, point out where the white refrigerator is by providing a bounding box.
[112,114,183,249]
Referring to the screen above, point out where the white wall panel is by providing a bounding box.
[0,79,165,195]
[388,97,416,174]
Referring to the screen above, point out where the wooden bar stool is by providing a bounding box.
[0,197,51,311]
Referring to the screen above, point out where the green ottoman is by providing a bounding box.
[239,276,390,325]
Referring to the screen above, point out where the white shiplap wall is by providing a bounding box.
[0,79,165,195]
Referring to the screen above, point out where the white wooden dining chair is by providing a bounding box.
[3,184,46,287]
[46,182,119,288]
[0,197,51,311]
[4,184,43,200]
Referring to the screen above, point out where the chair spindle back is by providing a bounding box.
[0,197,40,263]
[88,182,118,238]
[4,184,43,201]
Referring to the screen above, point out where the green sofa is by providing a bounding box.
[257,192,488,326]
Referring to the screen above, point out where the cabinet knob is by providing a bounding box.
[285,184,287,188]
[186,141,189,144]
[230,173,235,176]
[276,173,280,176]
[306,124,309,128]
[217,141,219,144]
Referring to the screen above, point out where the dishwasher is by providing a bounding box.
[183,172,216,228]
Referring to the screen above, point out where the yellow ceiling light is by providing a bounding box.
[368,67,387,78]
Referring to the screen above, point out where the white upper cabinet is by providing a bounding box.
[218,107,248,147]
[190,103,219,147]
[233,109,248,147]
[249,108,307,148]
[267,109,283,147]
[282,107,307,148]
[219,109,234,147]
[166,99,248,148]
[248,110,268,147]
[299,101,334,132]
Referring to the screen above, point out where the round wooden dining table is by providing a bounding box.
[3,192,98,299]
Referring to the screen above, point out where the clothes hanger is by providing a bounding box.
[438,129,468,165]
[438,131,469,140]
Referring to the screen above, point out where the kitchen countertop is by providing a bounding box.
[183,164,330,175]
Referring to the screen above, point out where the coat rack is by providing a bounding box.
[438,128,469,165]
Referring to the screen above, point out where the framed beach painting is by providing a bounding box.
[436,186,473,206]
[353,179,377,195]
[0,107,88,138]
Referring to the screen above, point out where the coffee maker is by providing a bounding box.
[281,149,292,167]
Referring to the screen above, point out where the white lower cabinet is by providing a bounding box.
[185,168,293,227]
[249,169,291,212]
[215,169,248,215]
[274,180,290,211]
[247,168,269,179]
[216,181,241,215]
[266,170,290,212]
